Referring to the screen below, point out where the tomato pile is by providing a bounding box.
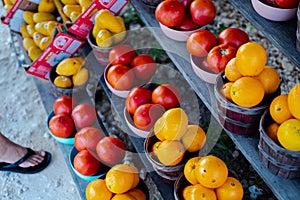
[267,83,300,152]
[125,83,181,131]
[187,27,249,74]
[155,0,216,31]
[180,155,244,200]
[106,44,157,91]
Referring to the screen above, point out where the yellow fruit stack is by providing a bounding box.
[222,42,280,108]
[85,164,147,200]
[151,108,206,166]
[267,84,300,152]
[20,0,58,62]
[92,9,126,48]
[54,57,88,88]
[61,0,93,22]
[179,155,244,200]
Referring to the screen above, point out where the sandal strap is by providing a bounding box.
[5,148,35,169]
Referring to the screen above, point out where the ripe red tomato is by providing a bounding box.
[175,13,198,31]
[106,64,135,90]
[217,28,249,49]
[49,114,75,138]
[275,0,299,8]
[73,149,101,176]
[125,87,152,114]
[152,84,181,110]
[207,44,237,73]
[133,103,165,131]
[180,0,194,11]
[96,137,125,166]
[190,0,216,26]
[74,127,105,152]
[155,0,185,27]
[131,54,157,83]
[108,44,137,66]
[71,103,98,129]
[53,96,78,116]
[186,30,217,57]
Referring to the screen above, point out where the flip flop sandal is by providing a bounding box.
[0,148,51,174]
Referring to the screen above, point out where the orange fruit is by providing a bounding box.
[154,108,188,140]
[153,116,166,141]
[182,185,194,200]
[181,125,206,152]
[111,194,135,200]
[183,183,217,200]
[195,155,228,188]
[288,84,300,120]
[265,122,279,143]
[156,140,185,166]
[220,82,233,101]
[215,177,244,200]
[270,94,293,124]
[230,77,264,108]
[54,75,72,88]
[105,164,139,194]
[126,188,147,200]
[255,66,280,95]
[235,42,266,76]
[85,179,113,200]
[224,58,242,82]
[184,157,201,185]
[277,119,300,151]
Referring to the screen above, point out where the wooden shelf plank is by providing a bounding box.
[129,1,300,200]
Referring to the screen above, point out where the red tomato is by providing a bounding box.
[125,87,152,114]
[49,114,75,138]
[71,104,97,129]
[96,137,125,166]
[74,127,105,152]
[73,149,101,176]
[207,44,237,73]
[53,96,78,116]
[106,64,135,90]
[180,0,194,11]
[175,13,198,31]
[152,84,181,110]
[275,0,299,8]
[108,44,137,66]
[155,0,185,27]
[131,54,157,83]
[217,28,249,49]
[190,0,216,26]
[133,103,165,131]
[186,30,217,57]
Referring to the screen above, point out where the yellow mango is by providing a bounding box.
[38,0,56,13]
[23,11,35,24]
[72,68,88,87]
[95,9,122,33]
[20,24,31,38]
[78,0,92,9]
[23,38,37,51]
[3,0,12,5]
[113,16,126,44]
[39,36,52,51]
[56,57,82,76]
[4,4,12,14]
[33,12,56,23]
[54,76,72,88]
[63,4,82,18]
[61,0,78,5]
[70,11,81,22]
[28,46,43,61]
[46,21,57,37]
[92,23,102,39]
[35,21,49,35]
[26,24,36,37]
[96,29,113,48]
[33,32,46,48]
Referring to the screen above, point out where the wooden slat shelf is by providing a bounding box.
[129,1,300,200]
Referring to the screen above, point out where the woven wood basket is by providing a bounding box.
[258,109,300,179]
[214,72,279,135]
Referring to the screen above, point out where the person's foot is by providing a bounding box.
[0,144,46,168]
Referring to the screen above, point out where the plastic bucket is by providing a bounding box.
[214,72,279,135]
[258,109,300,178]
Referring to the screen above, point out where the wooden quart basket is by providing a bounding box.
[258,109,300,179]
